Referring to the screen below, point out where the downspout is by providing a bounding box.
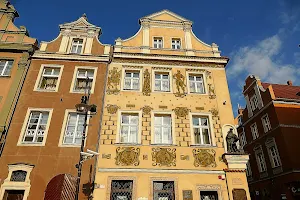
[224,170,231,200]
[91,46,112,199]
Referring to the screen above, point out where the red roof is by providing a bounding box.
[261,82,300,100]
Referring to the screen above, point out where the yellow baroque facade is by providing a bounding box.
[94,10,250,200]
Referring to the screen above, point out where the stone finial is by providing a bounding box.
[82,13,88,20]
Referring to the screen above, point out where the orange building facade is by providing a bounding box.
[0,14,111,199]
[0,0,37,156]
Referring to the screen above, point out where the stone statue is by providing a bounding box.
[226,128,240,153]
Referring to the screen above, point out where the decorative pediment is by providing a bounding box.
[141,9,191,23]
[59,14,101,37]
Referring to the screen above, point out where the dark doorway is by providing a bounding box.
[3,190,24,200]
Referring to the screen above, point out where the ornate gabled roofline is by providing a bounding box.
[59,14,102,35]
[140,9,192,24]
[0,0,19,18]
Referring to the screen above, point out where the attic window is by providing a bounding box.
[297,92,300,96]
[70,39,83,54]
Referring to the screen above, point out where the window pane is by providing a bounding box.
[190,82,196,92]
[163,116,171,125]
[201,118,208,126]
[130,115,138,125]
[194,128,201,144]
[202,128,210,144]
[154,117,161,125]
[124,79,131,89]
[192,117,199,126]
[132,79,139,89]
[155,80,161,91]
[122,115,129,124]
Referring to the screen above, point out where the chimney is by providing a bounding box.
[287,80,293,86]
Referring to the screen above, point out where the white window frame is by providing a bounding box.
[254,146,267,173]
[171,38,181,50]
[152,69,172,93]
[250,94,259,111]
[0,60,13,76]
[265,138,281,168]
[34,64,64,92]
[189,112,216,146]
[153,37,163,49]
[238,116,243,126]
[17,108,53,146]
[70,38,84,54]
[66,37,87,54]
[121,68,142,92]
[151,111,176,145]
[246,161,252,177]
[261,114,271,133]
[70,66,97,94]
[191,115,212,146]
[186,71,207,95]
[152,114,173,145]
[58,109,90,147]
[0,164,34,200]
[116,110,142,144]
[240,131,247,147]
[250,123,259,140]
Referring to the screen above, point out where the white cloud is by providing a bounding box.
[227,35,299,84]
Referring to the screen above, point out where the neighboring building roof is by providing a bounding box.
[261,82,300,100]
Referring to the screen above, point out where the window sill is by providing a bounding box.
[151,144,177,146]
[114,143,141,146]
[70,90,94,94]
[152,90,172,94]
[272,166,283,174]
[259,171,268,178]
[17,143,44,147]
[121,89,141,92]
[0,75,11,78]
[34,89,57,93]
[188,92,208,95]
[190,144,216,148]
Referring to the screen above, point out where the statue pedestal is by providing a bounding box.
[222,153,251,200]
[222,153,249,170]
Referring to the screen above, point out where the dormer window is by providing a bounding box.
[153,37,163,49]
[171,39,181,49]
[71,39,83,54]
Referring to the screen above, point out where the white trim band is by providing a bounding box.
[98,168,225,174]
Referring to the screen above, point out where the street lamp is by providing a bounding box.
[74,77,97,200]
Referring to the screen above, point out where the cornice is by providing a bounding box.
[0,43,36,52]
[113,58,227,69]
[33,52,110,62]
[113,52,228,64]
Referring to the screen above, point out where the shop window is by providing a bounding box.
[200,191,218,200]
[110,180,133,200]
[153,181,175,200]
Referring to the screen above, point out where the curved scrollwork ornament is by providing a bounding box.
[173,107,190,118]
[115,147,140,166]
[141,105,152,115]
[106,104,119,114]
[107,67,121,95]
[152,147,176,167]
[193,149,217,167]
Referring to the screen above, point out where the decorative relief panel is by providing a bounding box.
[107,67,121,95]
[141,106,152,115]
[152,147,176,167]
[183,190,193,200]
[106,104,119,114]
[142,69,151,96]
[173,70,186,97]
[173,107,190,118]
[193,149,216,167]
[232,189,247,200]
[209,108,219,117]
[115,147,140,166]
[208,84,216,99]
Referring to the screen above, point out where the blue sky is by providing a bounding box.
[11,0,300,115]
